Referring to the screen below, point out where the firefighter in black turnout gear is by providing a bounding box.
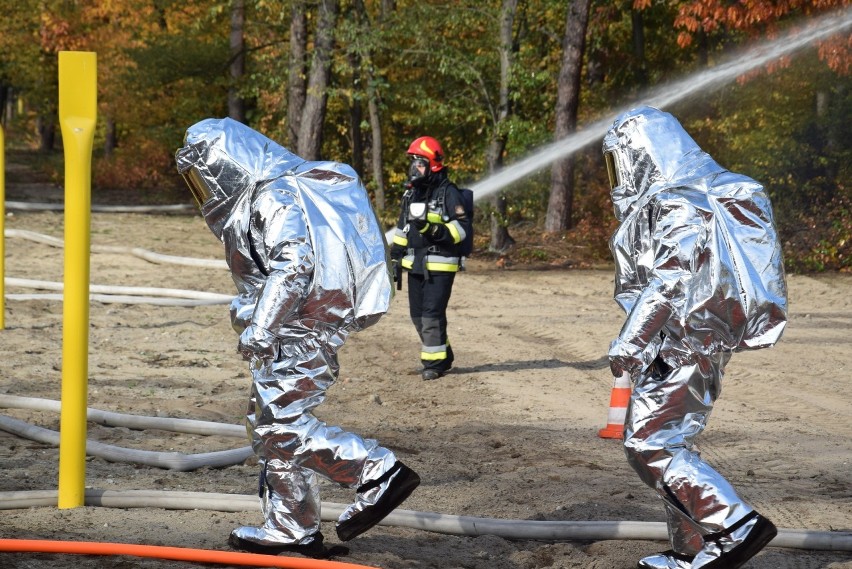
[390,136,471,381]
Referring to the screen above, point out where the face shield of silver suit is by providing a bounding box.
[175,118,403,547]
[603,106,787,566]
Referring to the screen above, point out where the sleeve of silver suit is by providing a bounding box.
[249,188,314,334]
[608,197,707,375]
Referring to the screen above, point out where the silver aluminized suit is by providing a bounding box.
[175,118,411,549]
[603,107,787,568]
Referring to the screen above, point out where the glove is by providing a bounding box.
[238,324,279,362]
[390,243,406,262]
[426,223,448,242]
[607,337,645,380]
[409,218,430,233]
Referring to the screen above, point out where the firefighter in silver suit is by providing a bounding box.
[603,106,788,569]
[176,118,420,559]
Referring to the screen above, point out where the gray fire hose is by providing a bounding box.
[0,489,849,551]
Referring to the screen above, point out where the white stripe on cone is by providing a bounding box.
[599,372,631,439]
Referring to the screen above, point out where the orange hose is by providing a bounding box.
[0,539,378,569]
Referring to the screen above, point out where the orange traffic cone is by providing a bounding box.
[598,372,631,439]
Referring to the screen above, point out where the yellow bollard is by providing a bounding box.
[0,123,5,330]
[57,51,97,509]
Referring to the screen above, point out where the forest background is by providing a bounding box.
[0,0,850,273]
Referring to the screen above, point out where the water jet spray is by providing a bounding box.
[469,8,852,202]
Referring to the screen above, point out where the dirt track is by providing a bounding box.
[0,206,850,569]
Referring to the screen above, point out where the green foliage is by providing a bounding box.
[0,0,848,270]
[673,49,852,272]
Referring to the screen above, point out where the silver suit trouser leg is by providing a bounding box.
[624,352,754,556]
[237,341,396,545]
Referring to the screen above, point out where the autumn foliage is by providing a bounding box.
[672,0,851,75]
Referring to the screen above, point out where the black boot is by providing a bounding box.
[696,512,777,569]
[336,461,421,541]
[228,531,348,559]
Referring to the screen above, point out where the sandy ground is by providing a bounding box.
[0,189,850,568]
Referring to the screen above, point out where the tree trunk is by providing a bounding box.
[0,85,7,126]
[296,0,339,160]
[488,0,519,253]
[347,50,364,177]
[544,0,590,233]
[287,0,307,149]
[352,0,388,212]
[228,0,246,123]
[38,116,55,153]
[696,29,709,67]
[631,7,647,87]
[4,87,14,124]
[104,119,117,158]
[816,90,837,182]
[366,73,386,212]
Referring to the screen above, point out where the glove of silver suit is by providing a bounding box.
[238,324,279,361]
[608,337,649,380]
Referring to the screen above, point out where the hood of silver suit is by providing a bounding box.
[603,106,723,222]
[175,118,305,239]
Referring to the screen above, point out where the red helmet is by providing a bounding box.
[407,136,444,172]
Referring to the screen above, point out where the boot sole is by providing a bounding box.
[228,533,347,559]
[637,549,694,568]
